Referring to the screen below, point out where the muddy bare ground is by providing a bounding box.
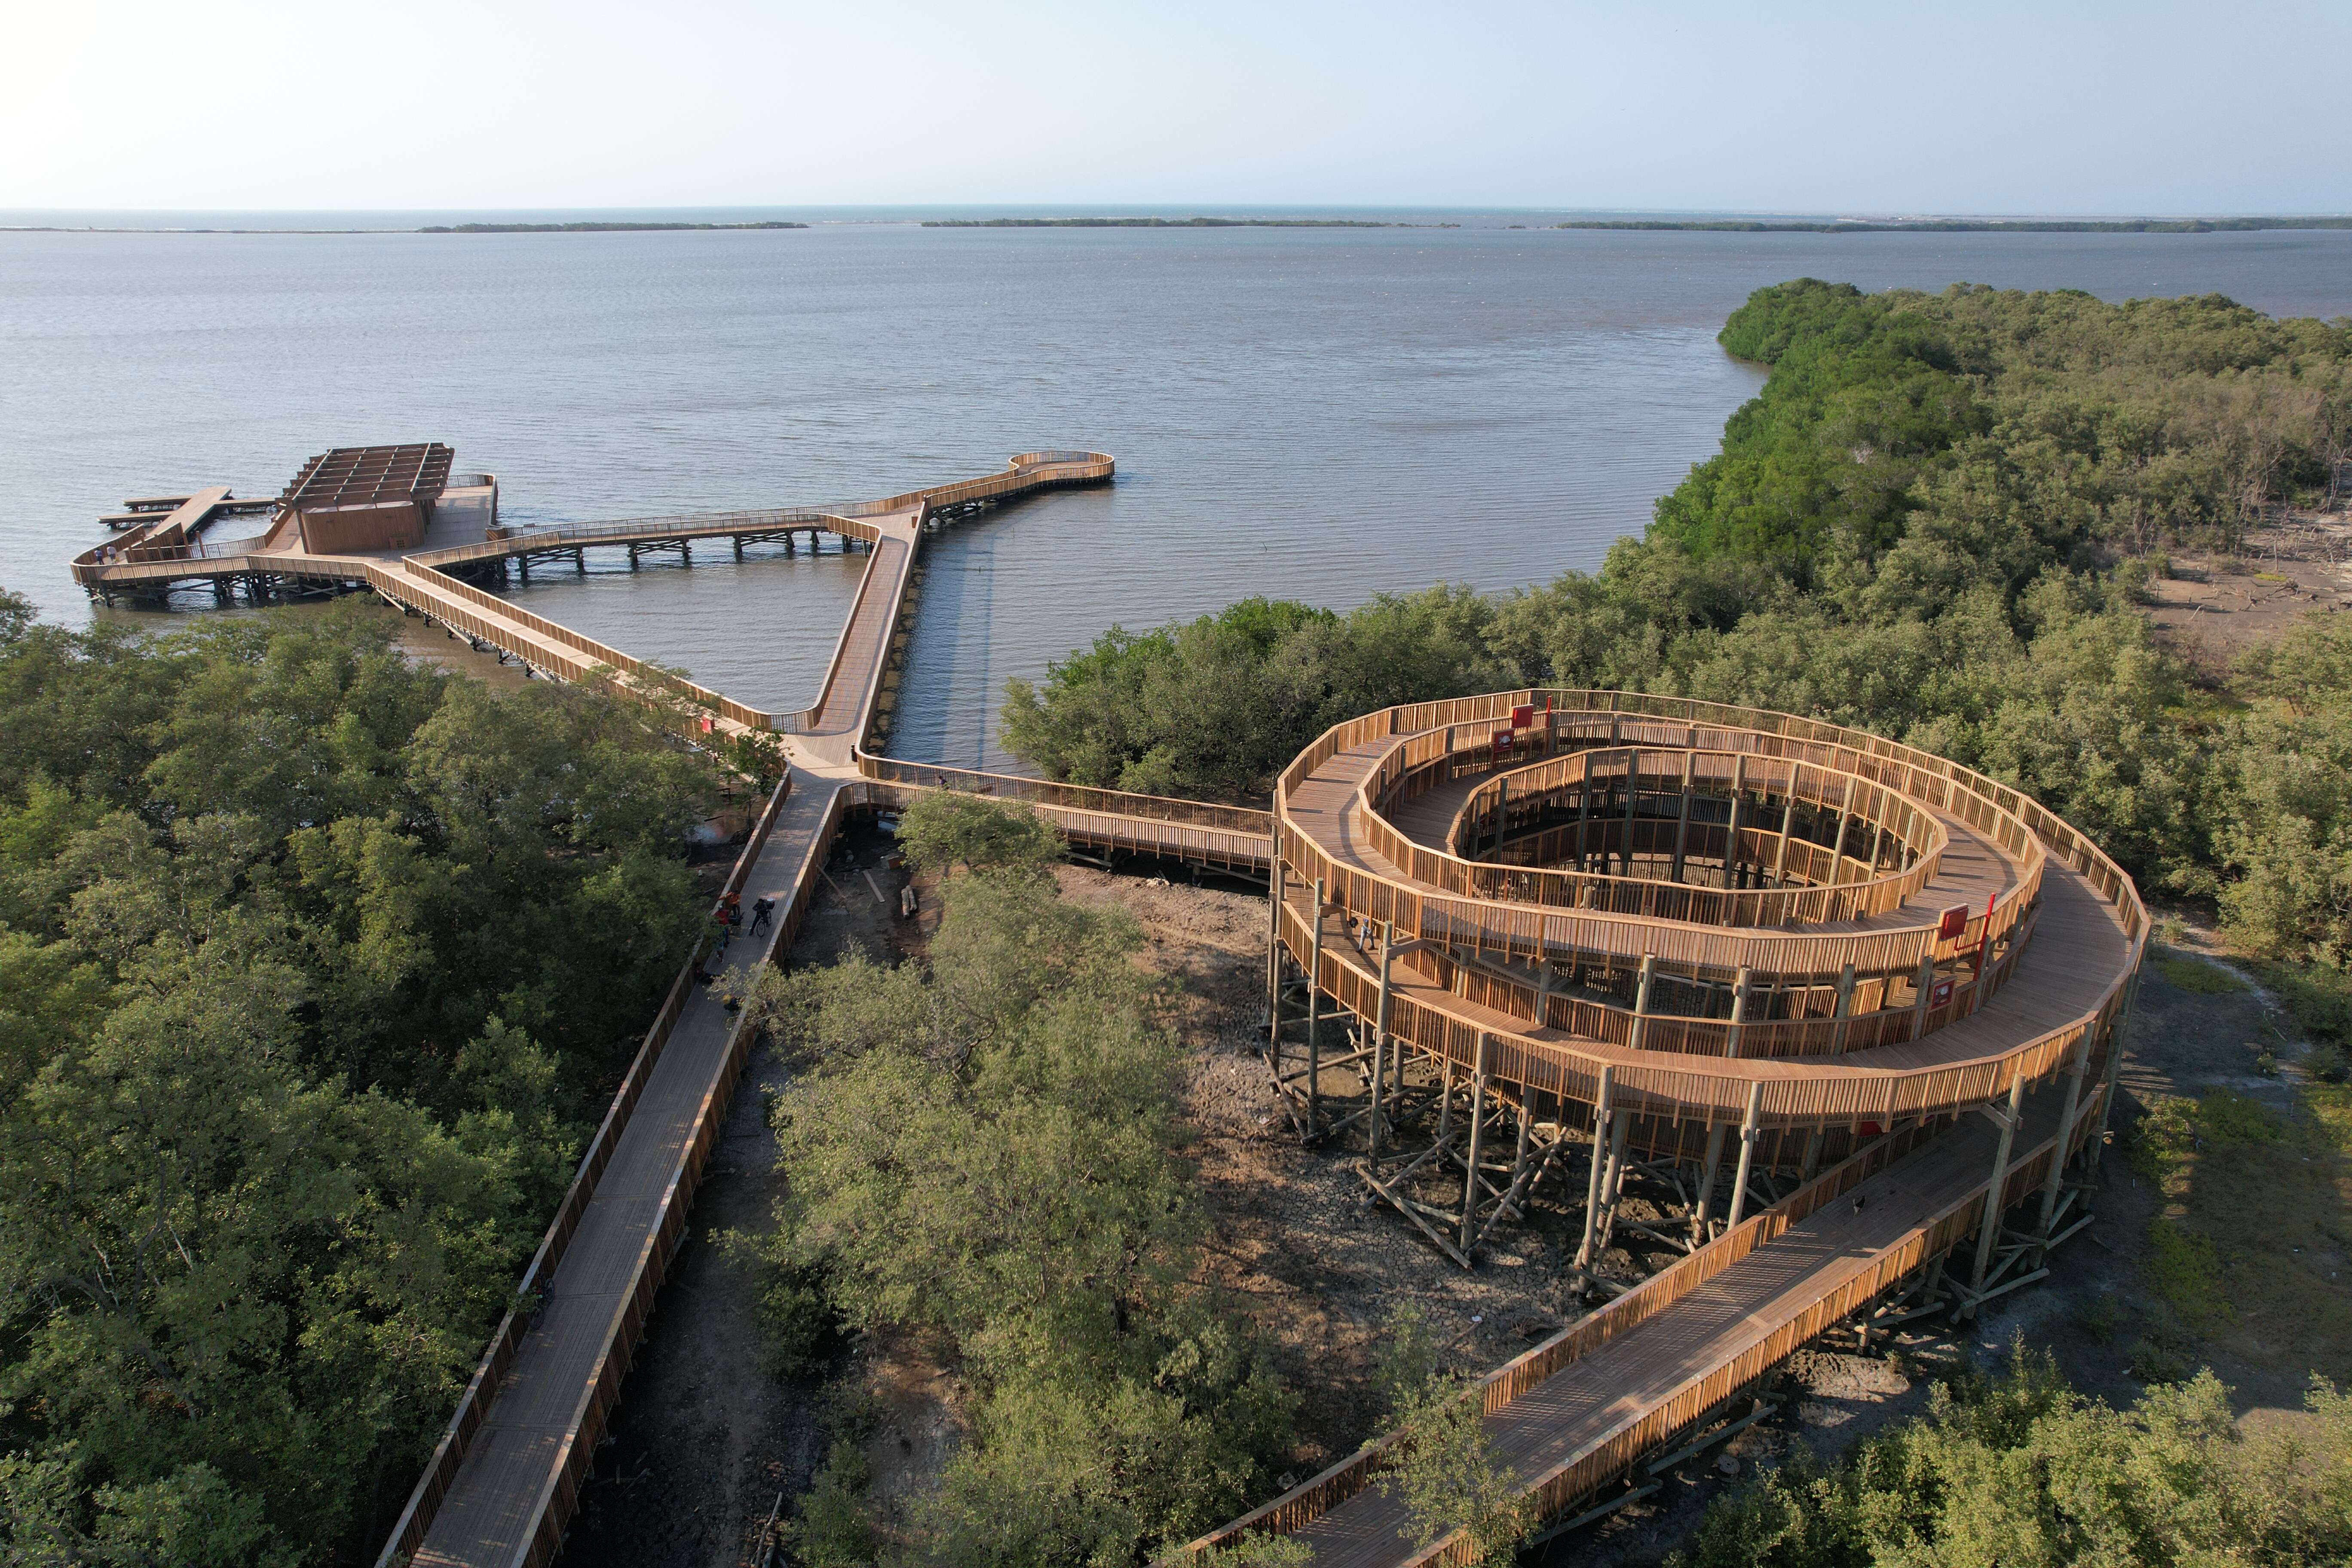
[2144,508,2352,671]
[561,839,2322,1568]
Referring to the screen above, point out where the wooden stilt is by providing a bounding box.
[1724,756,1747,891]
[1369,923,1394,1159]
[1621,748,1639,876]
[1966,1073,2027,1314]
[1728,965,1753,1058]
[1724,1081,1764,1230]
[1594,1110,1633,1257]
[1632,953,1657,1051]
[1267,839,1286,1034]
[1672,751,1695,883]
[1306,877,1326,1137]
[1692,1120,1729,1244]
[1460,1032,1491,1251]
[2037,1029,2095,1254]
[1574,1066,1616,1268]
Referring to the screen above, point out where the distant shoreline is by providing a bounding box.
[920,216,1454,229]
[417,220,809,233]
[5,213,2346,237]
[0,220,813,236]
[1559,217,2352,234]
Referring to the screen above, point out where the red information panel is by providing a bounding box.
[1491,729,1516,753]
[1510,703,1534,729]
[1930,977,1956,1007]
[1936,904,1969,940]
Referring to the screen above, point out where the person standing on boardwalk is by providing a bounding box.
[749,896,775,937]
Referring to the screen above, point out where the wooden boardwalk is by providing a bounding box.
[69,456,2141,1568]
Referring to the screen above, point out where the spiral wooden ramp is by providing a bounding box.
[1161,691,2143,1565]
[70,452,2141,1568]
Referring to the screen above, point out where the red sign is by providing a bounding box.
[699,715,715,735]
[1491,729,1516,753]
[1510,704,1534,729]
[1930,977,1956,1007]
[1936,904,1969,940]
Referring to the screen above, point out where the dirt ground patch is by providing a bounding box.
[2145,511,2352,671]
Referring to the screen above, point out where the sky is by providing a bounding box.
[4,0,2347,215]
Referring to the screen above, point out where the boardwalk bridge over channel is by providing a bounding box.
[70,450,2143,1568]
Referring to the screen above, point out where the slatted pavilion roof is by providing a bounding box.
[282,443,453,511]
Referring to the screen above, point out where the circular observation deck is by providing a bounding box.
[1271,691,2145,1172]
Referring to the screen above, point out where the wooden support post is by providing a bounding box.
[1911,953,1937,1038]
[1671,751,1695,884]
[1492,778,1509,857]
[1632,953,1657,1051]
[2035,1030,2094,1263]
[1799,1127,1822,1180]
[1728,965,1753,1058]
[1692,1120,1729,1244]
[1621,749,1639,876]
[2087,1004,2128,1179]
[733,536,745,560]
[1574,755,1592,873]
[1724,757,1747,891]
[1266,851,1286,1039]
[1966,1073,2027,1314]
[1460,1032,1491,1251]
[1575,1067,1615,1268]
[1369,923,1395,1159]
[1724,1082,1764,1230]
[1595,1109,1633,1256]
[1829,790,1853,881]
[1306,878,1326,1137]
[1773,797,1795,886]
[1833,962,1857,1051]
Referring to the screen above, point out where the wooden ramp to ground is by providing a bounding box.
[1289,1079,2077,1566]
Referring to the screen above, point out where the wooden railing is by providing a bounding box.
[1268,690,2141,1131]
[371,771,796,1568]
[1170,1076,2112,1562]
[858,753,1272,833]
[1417,743,1952,920]
[1280,880,2093,1135]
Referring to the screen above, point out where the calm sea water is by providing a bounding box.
[6,216,2350,767]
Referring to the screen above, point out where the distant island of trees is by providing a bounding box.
[1559,217,2352,234]
[922,217,1454,228]
[417,220,809,233]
